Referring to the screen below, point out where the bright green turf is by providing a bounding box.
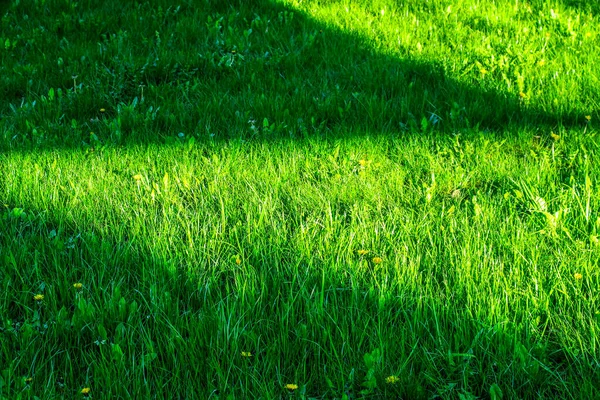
[1,0,599,398]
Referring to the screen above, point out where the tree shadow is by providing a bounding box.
[0,0,595,151]
[3,192,598,398]
[563,0,600,14]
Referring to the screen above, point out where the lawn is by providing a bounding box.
[1,0,599,398]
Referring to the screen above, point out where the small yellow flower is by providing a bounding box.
[357,249,369,256]
[285,384,298,391]
[133,174,143,181]
[386,375,400,384]
[372,257,383,264]
[33,294,44,302]
[81,387,91,395]
[574,273,583,280]
[241,351,252,357]
[99,108,106,113]
[73,282,83,290]
[550,132,560,141]
[235,257,242,265]
[585,115,592,121]
[358,159,369,167]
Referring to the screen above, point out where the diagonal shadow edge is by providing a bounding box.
[0,0,597,152]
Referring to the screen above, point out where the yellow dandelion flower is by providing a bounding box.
[585,115,591,121]
[574,273,583,280]
[33,294,44,302]
[235,257,242,265]
[241,351,252,357]
[81,387,91,395]
[133,174,143,181]
[386,375,400,384]
[73,282,83,290]
[285,384,298,390]
[372,257,383,264]
[357,249,369,256]
[550,132,560,141]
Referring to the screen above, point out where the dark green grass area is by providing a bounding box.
[1,0,600,399]
[0,0,597,149]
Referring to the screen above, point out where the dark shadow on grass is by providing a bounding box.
[562,0,600,14]
[3,199,600,398]
[0,0,596,151]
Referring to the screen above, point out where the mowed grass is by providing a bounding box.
[1,0,599,398]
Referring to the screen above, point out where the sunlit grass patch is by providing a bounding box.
[3,128,600,397]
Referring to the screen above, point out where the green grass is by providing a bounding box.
[1,0,599,398]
